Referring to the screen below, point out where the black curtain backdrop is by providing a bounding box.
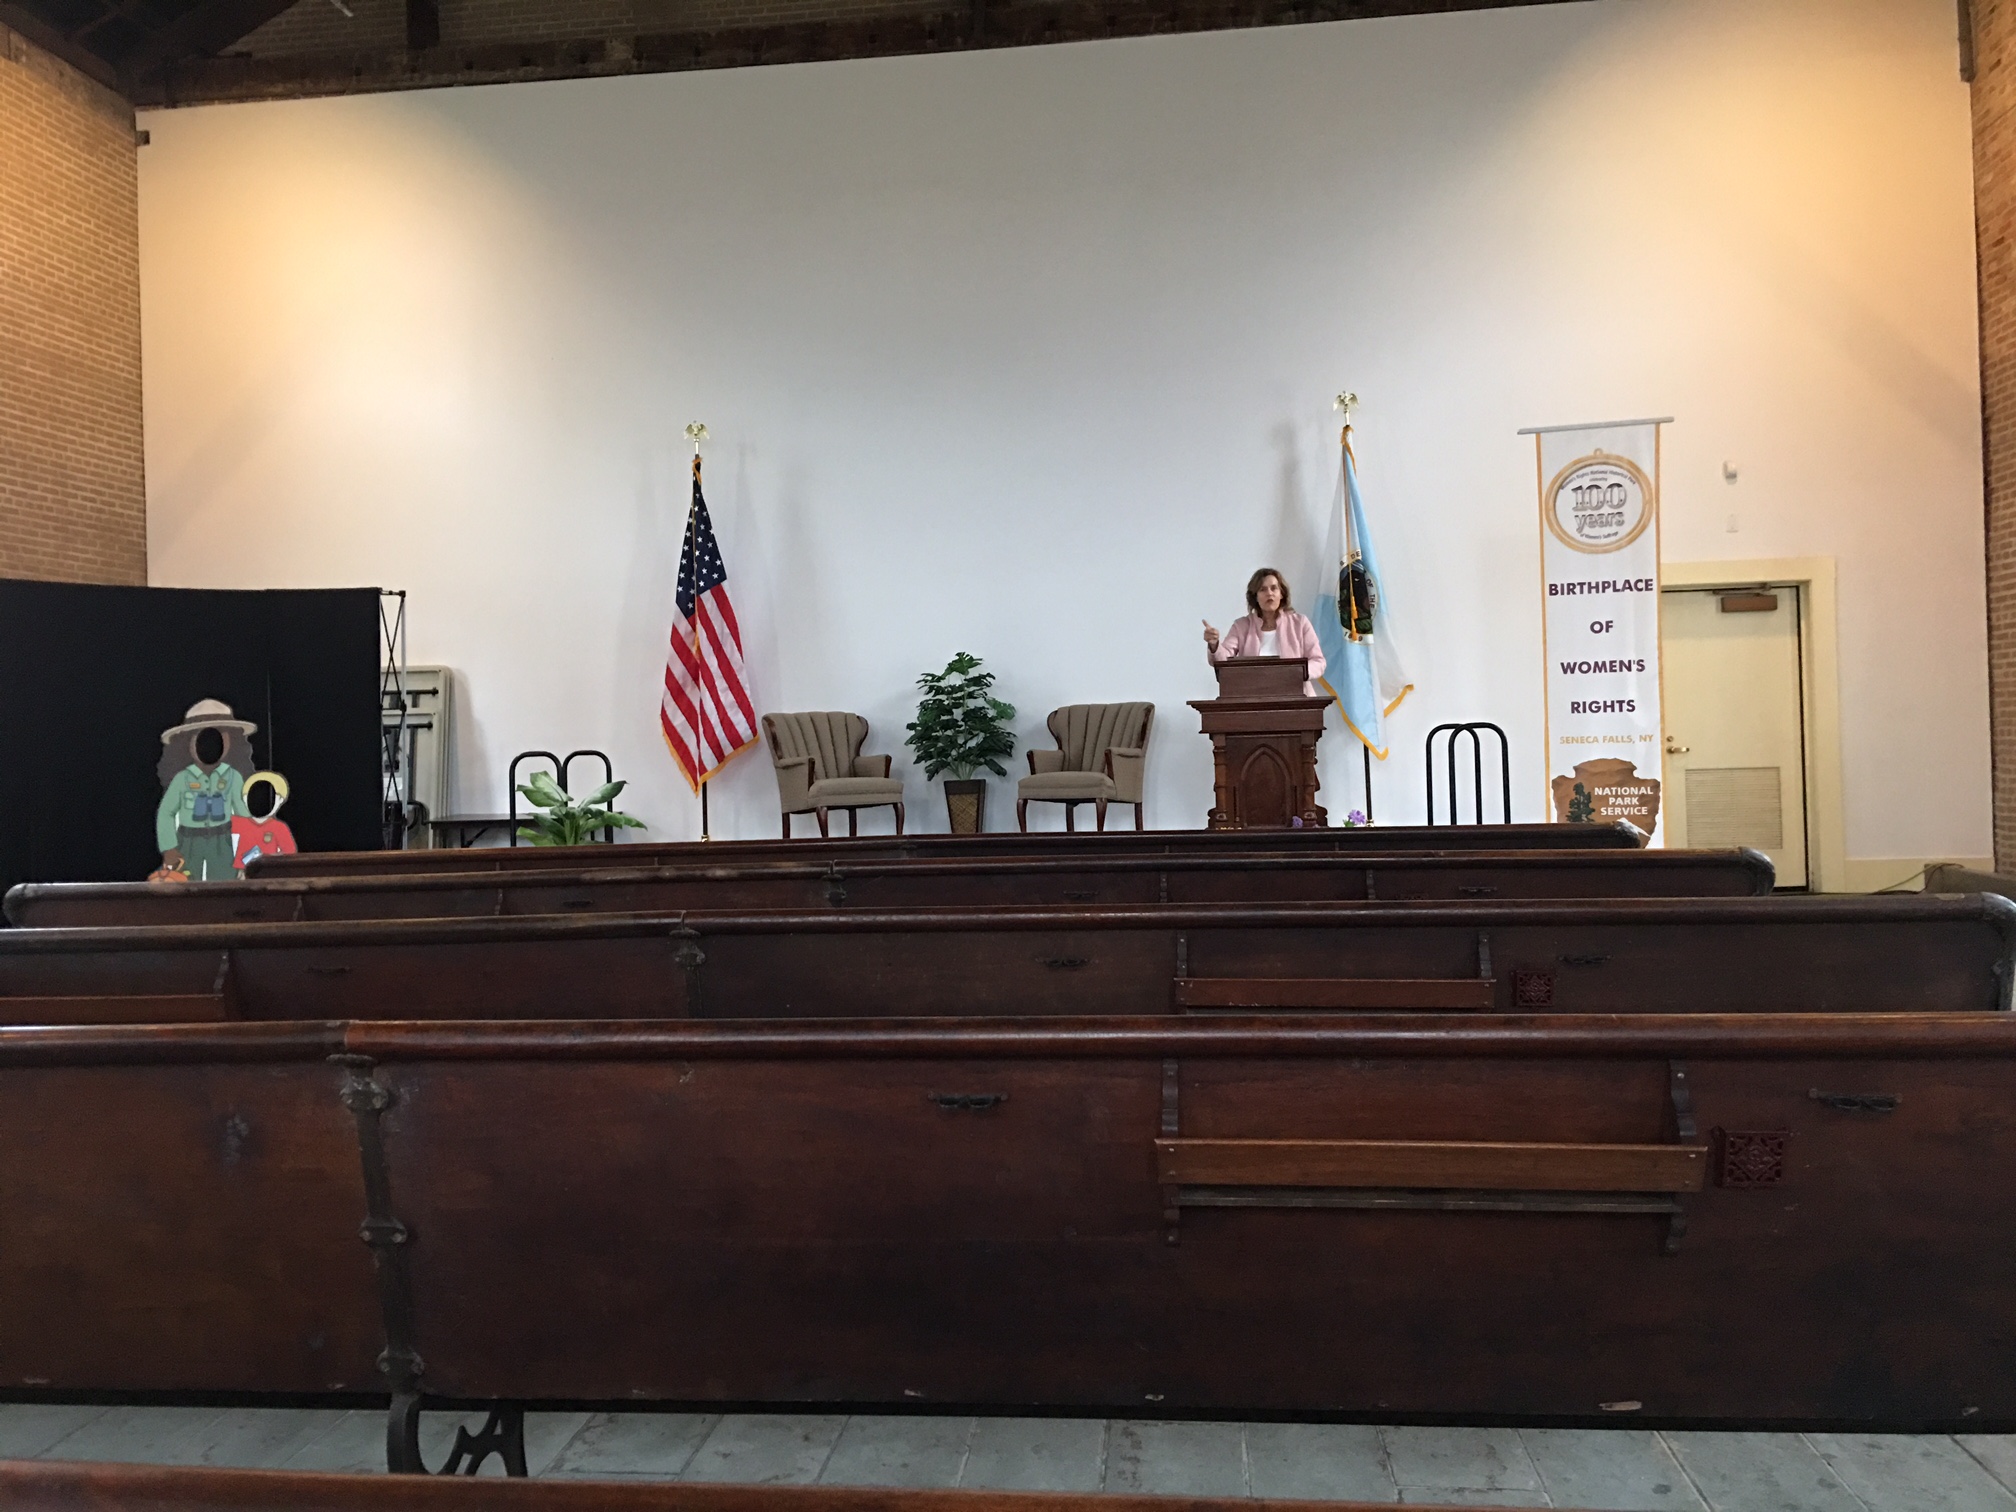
[0,580,382,894]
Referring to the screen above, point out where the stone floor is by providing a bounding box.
[7,1405,2016,1509]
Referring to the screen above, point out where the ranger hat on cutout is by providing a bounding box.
[160,699,257,743]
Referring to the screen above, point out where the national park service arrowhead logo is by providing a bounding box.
[1545,452,1655,554]
[1553,757,1660,833]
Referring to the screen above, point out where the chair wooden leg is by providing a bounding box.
[1096,799,1108,832]
[783,812,793,839]
[894,802,905,836]
[1134,801,1144,832]
[816,807,830,837]
[1064,804,1076,833]
[1017,799,1028,832]
[848,808,858,837]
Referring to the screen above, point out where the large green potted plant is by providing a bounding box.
[905,652,1017,834]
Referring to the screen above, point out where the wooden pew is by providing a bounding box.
[2,1011,2013,1439]
[7,847,1774,929]
[246,821,1648,880]
[0,895,2003,1023]
[0,1460,1486,1512]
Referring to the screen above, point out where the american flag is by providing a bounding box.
[660,457,757,790]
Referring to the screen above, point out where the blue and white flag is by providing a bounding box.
[1314,426,1413,757]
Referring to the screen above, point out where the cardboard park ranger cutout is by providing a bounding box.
[155,699,257,881]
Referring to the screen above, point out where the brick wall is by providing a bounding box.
[0,26,145,586]
[1980,0,2016,869]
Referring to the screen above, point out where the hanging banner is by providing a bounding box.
[1522,417,1669,843]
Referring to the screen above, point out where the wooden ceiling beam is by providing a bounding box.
[405,0,437,52]
[0,0,124,89]
[132,0,1562,105]
[113,0,305,76]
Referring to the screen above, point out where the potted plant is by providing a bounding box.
[515,771,649,846]
[905,652,1017,834]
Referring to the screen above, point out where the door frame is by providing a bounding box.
[1662,557,1843,893]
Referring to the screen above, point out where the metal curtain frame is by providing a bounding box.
[379,591,410,849]
[1425,722,1512,826]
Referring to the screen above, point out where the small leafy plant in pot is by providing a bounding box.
[905,652,1017,834]
[515,771,649,846]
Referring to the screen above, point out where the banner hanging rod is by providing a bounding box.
[1517,417,1675,436]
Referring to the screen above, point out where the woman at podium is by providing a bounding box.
[1203,567,1326,694]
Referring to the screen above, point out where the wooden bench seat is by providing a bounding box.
[1,1010,2012,1443]
[245,821,1648,880]
[0,1461,1450,1512]
[7,846,1773,928]
[0,895,2002,1021]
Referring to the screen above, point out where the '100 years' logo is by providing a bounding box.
[1545,453,1655,554]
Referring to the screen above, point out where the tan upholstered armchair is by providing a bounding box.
[1017,702,1154,832]
[762,712,905,837]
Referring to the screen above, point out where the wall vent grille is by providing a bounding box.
[1685,766,1783,849]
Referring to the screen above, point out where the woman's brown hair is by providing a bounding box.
[1245,567,1292,616]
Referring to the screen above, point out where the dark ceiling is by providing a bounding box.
[0,0,1567,107]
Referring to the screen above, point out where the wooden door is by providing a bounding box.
[1661,588,1808,887]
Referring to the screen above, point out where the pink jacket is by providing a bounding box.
[1210,609,1327,694]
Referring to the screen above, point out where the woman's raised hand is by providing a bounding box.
[1202,619,1220,650]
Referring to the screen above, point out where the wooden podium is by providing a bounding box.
[1188,657,1330,830]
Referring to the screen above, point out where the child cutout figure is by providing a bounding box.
[231,772,298,869]
[154,699,257,882]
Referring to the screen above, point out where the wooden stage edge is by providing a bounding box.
[0,1459,1590,1512]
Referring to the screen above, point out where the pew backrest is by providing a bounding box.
[8,847,1775,929]
[5,1009,2016,1426]
[246,821,1650,879]
[0,1021,377,1395]
[0,894,2003,1022]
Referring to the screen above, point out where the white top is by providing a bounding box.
[1258,629,1280,656]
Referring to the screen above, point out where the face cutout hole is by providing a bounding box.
[194,728,225,765]
[243,774,286,822]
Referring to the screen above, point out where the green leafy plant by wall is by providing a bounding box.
[905,652,1017,780]
[515,771,649,846]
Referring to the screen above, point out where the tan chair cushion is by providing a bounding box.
[807,777,904,806]
[1019,771,1117,802]
[765,712,902,815]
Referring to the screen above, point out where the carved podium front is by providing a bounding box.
[1188,658,1329,830]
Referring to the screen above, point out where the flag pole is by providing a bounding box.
[1334,391,1371,821]
[685,420,712,842]
[1330,391,1362,592]
[1334,392,1358,564]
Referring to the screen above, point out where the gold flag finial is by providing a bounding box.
[684,421,709,454]
[1334,392,1357,443]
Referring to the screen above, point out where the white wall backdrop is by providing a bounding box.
[138,0,1990,861]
